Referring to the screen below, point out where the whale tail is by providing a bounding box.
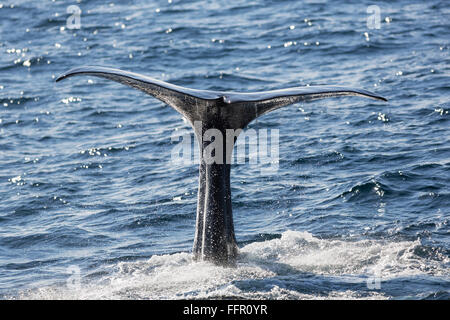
[56,66,386,129]
[56,66,387,265]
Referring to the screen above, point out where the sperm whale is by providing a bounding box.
[56,66,387,266]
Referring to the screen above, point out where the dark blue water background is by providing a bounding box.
[0,0,448,299]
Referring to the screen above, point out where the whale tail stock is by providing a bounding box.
[56,66,387,265]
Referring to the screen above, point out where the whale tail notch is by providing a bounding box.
[56,66,387,129]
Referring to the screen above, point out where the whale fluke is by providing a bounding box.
[56,66,386,128]
[56,66,387,265]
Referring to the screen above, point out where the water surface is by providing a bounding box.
[0,0,448,299]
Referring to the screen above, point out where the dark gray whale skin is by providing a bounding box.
[56,66,387,266]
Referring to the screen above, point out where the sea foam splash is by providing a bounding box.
[13,231,448,300]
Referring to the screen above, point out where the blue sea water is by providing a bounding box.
[0,0,449,299]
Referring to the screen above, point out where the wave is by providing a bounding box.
[11,231,448,300]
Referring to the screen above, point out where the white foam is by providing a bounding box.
[14,231,448,300]
[241,230,448,279]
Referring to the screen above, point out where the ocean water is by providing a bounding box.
[0,0,449,300]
